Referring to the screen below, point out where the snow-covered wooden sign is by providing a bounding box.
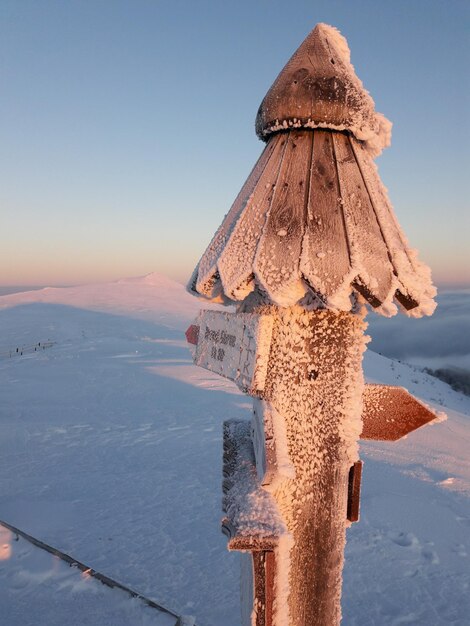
[361,384,440,441]
[185,20,439,626]
[251,384,440,490]
[189,311,274,394]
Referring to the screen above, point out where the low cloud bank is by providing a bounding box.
[367,290,470,370]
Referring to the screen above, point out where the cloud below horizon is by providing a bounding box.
[367,290,470,370]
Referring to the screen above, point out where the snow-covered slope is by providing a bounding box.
[0,275,469,625]
[0,272,209,329]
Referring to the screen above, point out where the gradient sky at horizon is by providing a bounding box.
[1,0,469,288]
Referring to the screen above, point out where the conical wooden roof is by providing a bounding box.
[188,25,436,317]
[256,23,391,158]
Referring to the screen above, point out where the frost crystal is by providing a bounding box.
[188,23,436,317]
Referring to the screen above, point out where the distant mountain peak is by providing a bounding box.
[116,272,183,288]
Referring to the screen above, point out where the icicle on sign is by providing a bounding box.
[191,311,274,394]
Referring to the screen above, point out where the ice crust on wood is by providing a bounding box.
[250,307,367,625]
[251,398,296,491]
[190,138,281,302]
[361,384,443,441]
[193,310,274,394]
[222,419,287,552]
[255,24,391,158]
[262,307,367,474]
[222,418,293,626]
[188,22,436,318]
[189,129,436,317]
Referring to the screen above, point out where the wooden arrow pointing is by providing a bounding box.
[185,324,199,346]
[361,384,438,441]
[186,318,440,443]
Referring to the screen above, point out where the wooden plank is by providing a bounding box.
[240,550,274,626]
[361,384,439,441]
[222,420,285,552]
[264,551,275,626]
[251,398,275,485]
[254,130,312,305]
[347,460,363,522]
[333,133,394,307]
[217,133,288,300]
[300,130,351,300]
[350,138,421,310]
[193,311,274,394]
[240,552,254,626]
[252,398,295,491]
[194,136,279,298]
[240,550,275,626]
[252,552,267,626]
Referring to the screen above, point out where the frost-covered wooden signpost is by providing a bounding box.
[186,24,439,626]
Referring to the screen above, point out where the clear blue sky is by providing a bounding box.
[1,0,468,287]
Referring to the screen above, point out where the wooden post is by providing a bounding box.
[186,21,438,626]
[246,305,367,625]
[188,305,439,626]
[240,550,276,626]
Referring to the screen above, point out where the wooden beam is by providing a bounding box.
[218,133,288,300]
[300,130,351,301]
[193,133,280,299]
[265,551,275,626]
[222,420,285,552]
[347,461,363,522]
[333,133,394,307]
[254,130,313,305]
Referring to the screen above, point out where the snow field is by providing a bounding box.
[0,274,469,625]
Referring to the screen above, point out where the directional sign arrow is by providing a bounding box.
[185,324,199,345]
[186,319,442,441]
[361,384,440,441]
[186,312,274,394]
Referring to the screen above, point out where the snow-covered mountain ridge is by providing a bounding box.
[1,273,469,625]
[0,272,208,328]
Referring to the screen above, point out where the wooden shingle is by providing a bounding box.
[188,24,436,316]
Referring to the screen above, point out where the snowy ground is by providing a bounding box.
[0,524,177,626]
[1,273,469,625]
